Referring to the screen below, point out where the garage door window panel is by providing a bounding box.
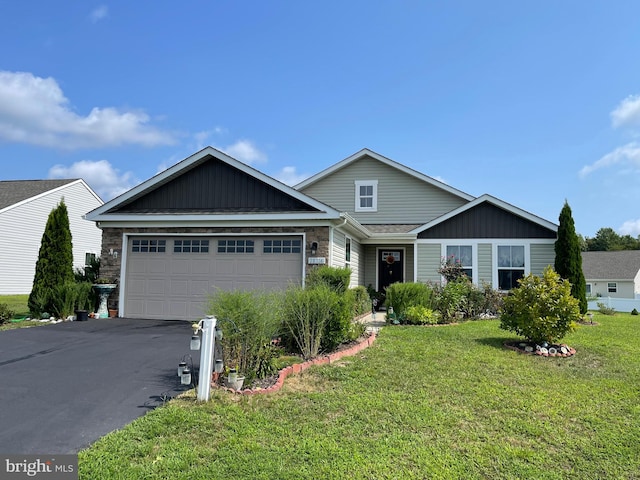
[263,239,301,254]
[132,239,166,253]
[174,240,210,253]
[218,240,255,253]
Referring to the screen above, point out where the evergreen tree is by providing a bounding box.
[28,200,74,316]
[554,201,587,314]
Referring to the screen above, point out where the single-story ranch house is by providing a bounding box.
[86,147,558,320]
[0,179,103,295]
[581,250,640,299]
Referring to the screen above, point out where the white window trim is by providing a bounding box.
[493,243,530,292]
[355,180,378,212]
[607,282,617,293]
[441,244,477,284]
[586,283,592,295]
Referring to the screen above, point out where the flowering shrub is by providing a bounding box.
[438,255,467,283]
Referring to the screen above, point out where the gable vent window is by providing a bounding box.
[174,240,210,253]
[355,180,378,212]
[132,239,166,253]
[218,240,255,254]
[263,239,301,254]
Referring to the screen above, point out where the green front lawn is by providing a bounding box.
[0,294,29,318]
[80,313,640,479]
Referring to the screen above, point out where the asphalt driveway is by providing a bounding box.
[0,318,198,454]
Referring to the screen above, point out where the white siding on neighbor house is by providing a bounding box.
[416,243,441,284]
[587,280,635,299]
[530,243,555,276]
[299,156,468,225]
[478,243,492,284]
[0,182,103,294]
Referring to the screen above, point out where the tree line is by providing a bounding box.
[579,228,640,251]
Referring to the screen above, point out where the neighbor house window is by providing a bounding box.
[132,239,166,253]
[446,245,473,279]
[497,245,525,290]
[174,240,210,253]
[608,282,617,293]
[263,239,301,254]
[355,180,378,212]
[217,240,254,253]
[85,252,97,266]
[586,283,592,295]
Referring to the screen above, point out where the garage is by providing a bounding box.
[123,235,303,320]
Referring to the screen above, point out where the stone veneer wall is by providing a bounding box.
[99,226,331,311]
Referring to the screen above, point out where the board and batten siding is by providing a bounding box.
[530,243,555,276]
[0,182,103,294]
[299,156,467,225]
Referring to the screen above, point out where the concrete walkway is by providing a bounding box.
[358,310,386,334]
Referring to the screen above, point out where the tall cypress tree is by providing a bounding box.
[554,201,587,314]
[28,200,74,316]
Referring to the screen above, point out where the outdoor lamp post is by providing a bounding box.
[190,315,218,401]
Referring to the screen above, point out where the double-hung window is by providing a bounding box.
[497,245,525,290]
[445,245,473,279]
[355,180,378,212]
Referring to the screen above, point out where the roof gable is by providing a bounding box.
[295,148,474,202]
[87,147,339,221]
[581,251,640,280]
[0,179,77,211]
[414,194,557,239]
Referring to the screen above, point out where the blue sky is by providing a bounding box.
[1,1,640,238]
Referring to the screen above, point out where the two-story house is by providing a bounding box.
[86,147,557,320]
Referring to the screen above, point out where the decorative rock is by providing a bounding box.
[560,346,568,354]
[540,347,548,354]
[524,346,534,352]
[548,347,557,355]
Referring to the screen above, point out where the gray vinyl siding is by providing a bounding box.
[348,237,362,288]
[530,243,555,276]
[299,156,467,224]
[478,243,492,284]
[362,244,414,290]
[332,231,346,268]
[330,231,362,288]
[417,244,441,284]
[0,182,103,294]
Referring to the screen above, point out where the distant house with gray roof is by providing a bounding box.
[0,179,103,295]
[581,250,640,299]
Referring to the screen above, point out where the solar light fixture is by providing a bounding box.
[177,361,187,377]
[181,367,192,386]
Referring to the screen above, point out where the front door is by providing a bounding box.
[378,250,403,292]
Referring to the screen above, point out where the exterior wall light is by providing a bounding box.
[310,241,318,256]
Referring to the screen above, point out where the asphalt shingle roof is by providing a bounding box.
[581,250,640,280]
[0,179,76,210]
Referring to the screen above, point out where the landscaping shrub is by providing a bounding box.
[632,308,639,316]
[207,290,282,380]
[321,289,353,352]
[385,282,433,315]
[438,255,468,283]
[281,284,336,359]
[349,286,371,317]
[434,280,469,322]
[403,305,438,325]
[306,266,351,294]
[597,302,616,316]
[500,266,580,344]
[0,303,16,324]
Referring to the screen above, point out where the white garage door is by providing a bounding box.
[124,236,303,320]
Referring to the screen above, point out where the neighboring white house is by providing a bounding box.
[582,250,640,300]
[0,179,104,295]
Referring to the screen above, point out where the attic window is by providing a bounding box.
[355,180,378,212]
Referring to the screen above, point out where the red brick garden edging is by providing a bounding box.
[214,333,378,395]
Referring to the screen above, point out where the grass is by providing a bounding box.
[0,294,29,318]
[80,312,640,479]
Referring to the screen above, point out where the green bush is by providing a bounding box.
[281,284,336,359]
[306,266,352,294]
[434,280,469,322]
[631,308,639,316]
[385,282,434,315]
[349,286,371,317]
[403,305,438,325]
[0,303,16,324]
[207,290,282,380]
[597,302,616,316]
[321,289,353,352]
[500,266,580,344]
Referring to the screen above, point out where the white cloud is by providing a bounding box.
[218,139,267,164]
[89,5,109,23]
[0,71,176,149]
[273,166,309,186]
[611,95,640,129]
[619,219,640,237]
[579,142,640,177]
[49,160,138,200]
